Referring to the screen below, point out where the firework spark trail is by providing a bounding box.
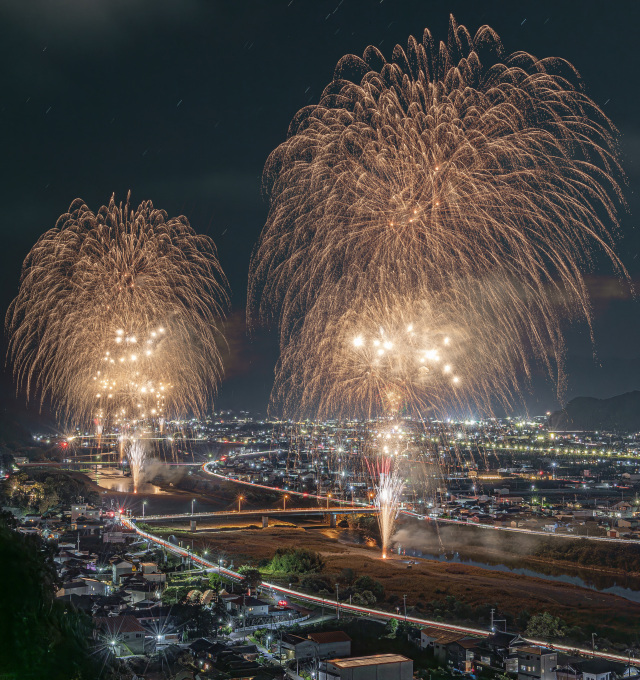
[250,15,628,418]
[127,438,148,494]
[364,423,409,557]
[372,460,405,559]
[6,193,229,429]
[272,292,496,420]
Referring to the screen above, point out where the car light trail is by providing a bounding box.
[203,462,640,546]
[119,514,635,664]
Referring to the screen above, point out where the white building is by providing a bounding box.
[320,654,413,680]
[71,504,101,521]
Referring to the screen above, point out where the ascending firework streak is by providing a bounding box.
[249,16,628,555]
[126,439,148,495]
[7,193,229,491]
[374,465,405,560]
[366,425,409,558]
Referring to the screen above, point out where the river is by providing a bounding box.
[328,526,640,603]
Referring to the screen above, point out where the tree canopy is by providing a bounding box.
[0,511,101,678]
[268,547,325,574]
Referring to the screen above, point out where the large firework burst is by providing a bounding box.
[7,193,229,426]
[250,15,626,417]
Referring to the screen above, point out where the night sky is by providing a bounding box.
[0,0,638,419]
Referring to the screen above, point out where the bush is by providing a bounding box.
[352,590,376,606]
[525,612,566,640]
[354,575,384,601]
[269,547,325,574]
[301,575,332,593]
[340,567,356,584]
[533,538,640,573]
[238,565,262,589]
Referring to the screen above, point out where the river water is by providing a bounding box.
[400,547,640,603]
[329,527,640,603]
[89,462,640,604]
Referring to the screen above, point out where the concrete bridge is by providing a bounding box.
[135,506,377,529]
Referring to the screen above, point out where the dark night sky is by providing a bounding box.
[0,0,638,419]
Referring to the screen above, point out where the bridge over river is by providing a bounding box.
[135,505,377,528]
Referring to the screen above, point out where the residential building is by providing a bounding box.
[71,504,101,521]
[281,633,317,661]
[420,626,449,649]
[517,646,557,680]
[94,615,150,656]
[431,631,466,664]
[446,638,479,672]
[112,560,135,583]
[228,595,270,618]
[319,654,413,680]
[557,659,618,680]
[308,631,352,659]
[139,562,166,583]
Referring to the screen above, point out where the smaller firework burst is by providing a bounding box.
[372,459,404,559]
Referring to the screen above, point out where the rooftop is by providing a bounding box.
[308,631,352,644]
[328,654,411,668]
[519,646,554,656]
[94,615,147,635]
[229,595,268,607]
[434,631,466,645]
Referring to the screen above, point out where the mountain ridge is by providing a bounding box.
[549,390,640,432]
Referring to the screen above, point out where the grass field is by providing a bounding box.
[185,524,640,642]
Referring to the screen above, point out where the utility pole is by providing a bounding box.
[403,594,407,621]
[335,583,340,619]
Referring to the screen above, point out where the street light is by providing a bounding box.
[142,500,147,518]
[191,498,196,515]
[326,493,331,510]
[335,582,340,619]
[283,494,289,511]
[238,495,244,512]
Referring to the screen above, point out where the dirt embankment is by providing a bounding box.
[188,525,640,638]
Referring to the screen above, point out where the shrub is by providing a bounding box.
[269,547,325,574]
[354,575,384,601]
[525,612,566,640]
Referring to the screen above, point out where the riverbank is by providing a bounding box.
[184,524,640,642]
[393,517,640,582]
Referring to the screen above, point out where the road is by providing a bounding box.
[120,515,637,665]
[137,506,377,521]
[202,463,366,508]
[202,462,640,545]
